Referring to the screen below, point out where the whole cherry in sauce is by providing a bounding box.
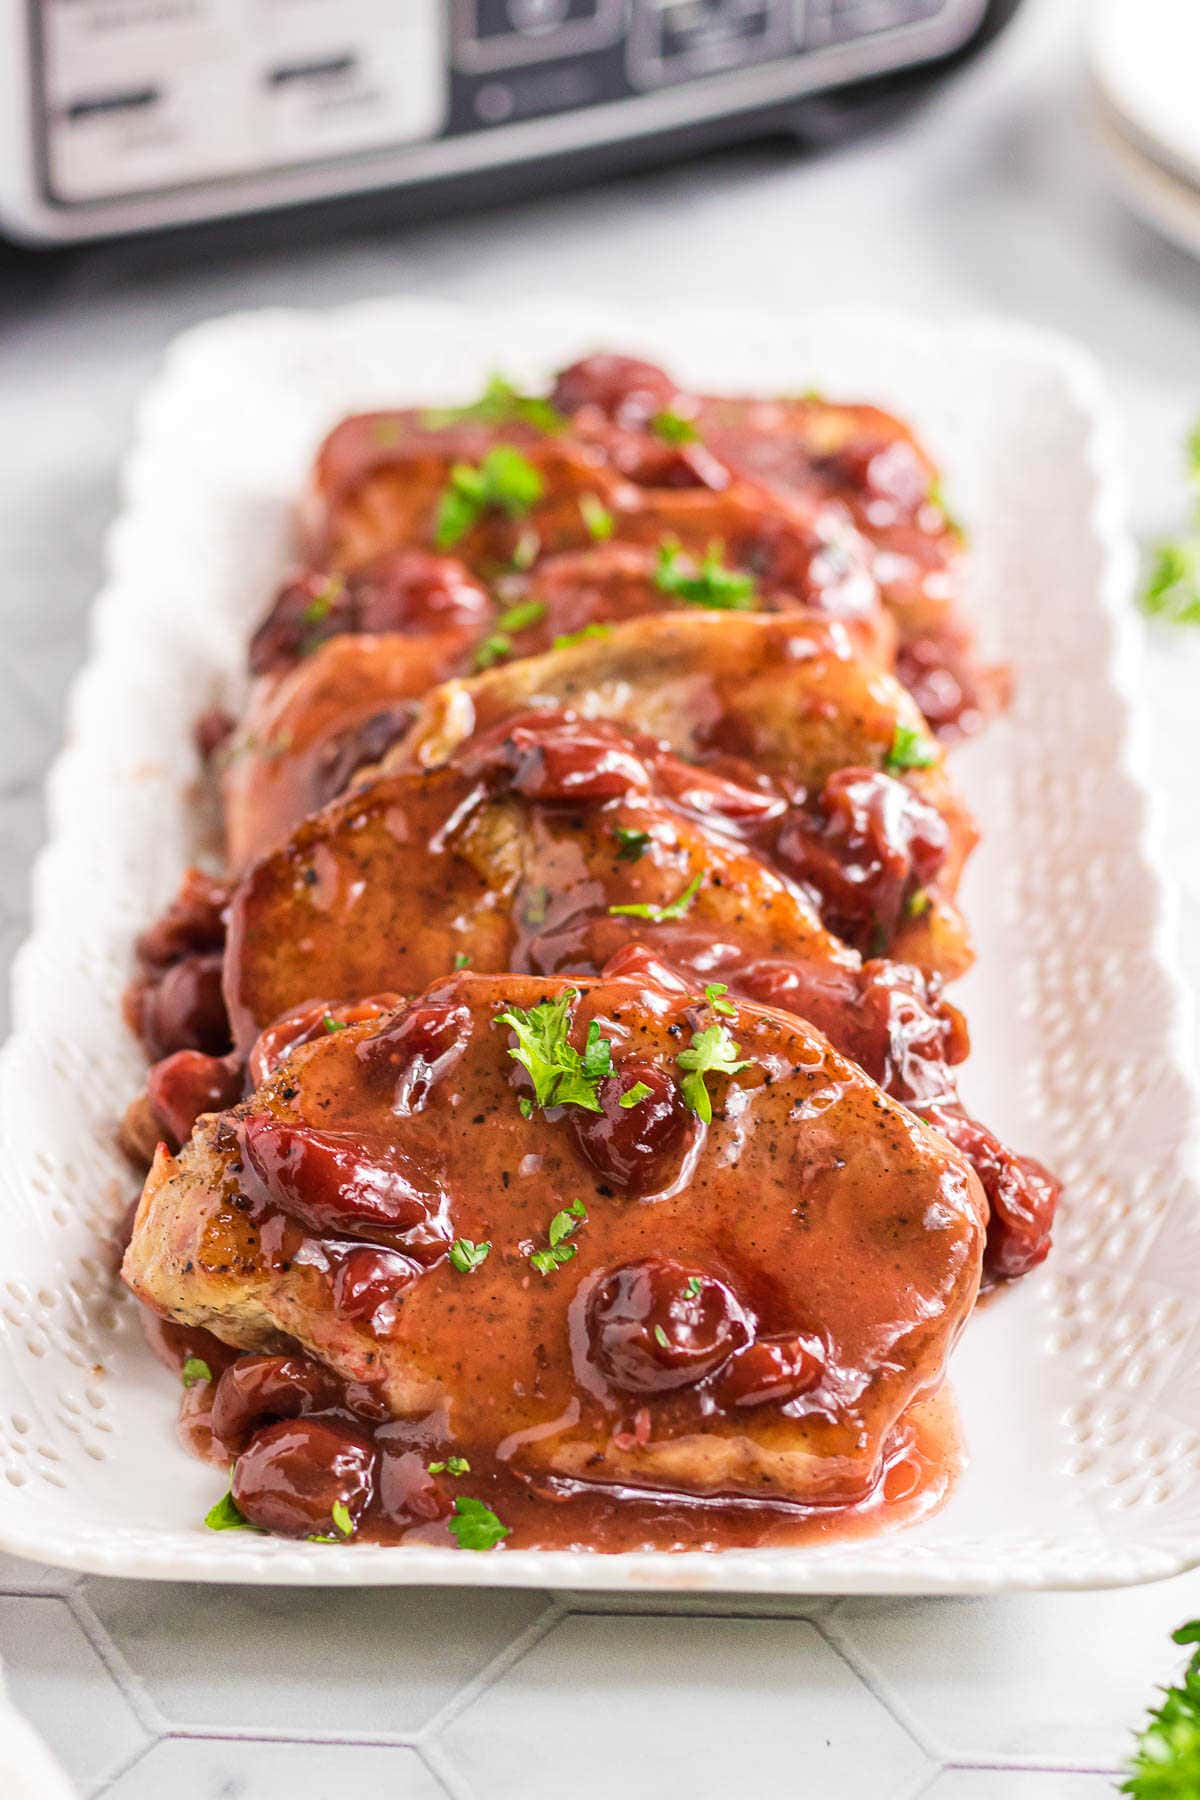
[146,1048,243,1149]
[331,1244,419,1332]
[715,1333,825,1409]
[248,993,402,1088]
[462,712,653,805]
[569,1059,693,1196]
[238,1116,448,1262]
[231,1418,376,1538]
[356,1001,473,1114]
[135,952,231,1061]
[587,1258,751,1395]
[210,1353,339,1453]
[775,767,949,950]
[551,354,679,427]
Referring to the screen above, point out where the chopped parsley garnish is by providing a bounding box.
[449,1237,491,1274]
[331,1501,354,1538]
[472,598,546,670]
[609,873,702,922]
[883,723,936,773]
[650,409,700,446]
[905,888,931,920]
[494,990,613,1113]
[299,575,344,628]
[429,1455,471,1476]
[704,981,736,1017]
[453,951,471,969]
[612,825,650,863]
[529,1200,587,1275]
[473,633,512,671]
[496,598,546,634]
[552,622,613,651]
[510,527,540,571]
[1123,1620,1200,1796]
[677,1022,753,1124]
[653,1324,670,1349]
[654,540,757,611]
[925,476,965,540]
[619,1081,653,1110]
[580,493,615,540]
[685,1276,703,1298]
[181,1356,212,1389]
[449,1495,510,1551]
[434,445,544,551]
[1140,422,1200,626]
[322,1013,347,1033]
[519,1096,533,1119]
[421,374,565,436]
[204,1486,258,1532]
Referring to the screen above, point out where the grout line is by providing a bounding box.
[415,1595,568,1746]
[88,1733,157,1800]
[419,1733,477,1800]
[134,1724,424,1748]
[812,1609,946,1767]
[943,1756,1127,1775]
[65,1586,170,1740]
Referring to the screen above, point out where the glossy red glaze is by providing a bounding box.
[568,1060,695,1197]
[231,1417,377,1538]
[248,994,403,1089]
[238,1115,451,1261]
[146,1049,243,1149]
[774,768,949,952]
[210,1352,339,1451]
[249,551,491,675]
[586,1259,751,1395]
[716,1334,826,1408]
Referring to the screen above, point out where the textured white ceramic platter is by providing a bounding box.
[0,299,1196,1595]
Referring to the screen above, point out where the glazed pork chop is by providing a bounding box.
[221,711,1055,1282]
[388,611,977,978]
[550,353,1009,739]
[301,424,885,645]
[123,971,988,1513]
[224,538,891,872]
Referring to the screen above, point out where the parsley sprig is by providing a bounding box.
[650,409,700,445]
[181,1356,212,1389]
[552,622,613,651]
[471,598,547,671]
[428,1455,471,1476]
[495,990,613,1112]
[449,1495,510,1551]
[422,374,565,435]
[609,873,702,922]
[654,540,757,610]
[677,1022,753,1124]
[1123,1621,1200,1796]
[434,446,544,551]
[883,722,936,773]
[528,1199,587,1275]
[449,1237,491,1274]
[1140,421,1200,627]
[612,825,650,863]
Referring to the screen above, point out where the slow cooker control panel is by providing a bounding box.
[32,0,975,207]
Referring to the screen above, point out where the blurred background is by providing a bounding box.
[3,2,1200,1793]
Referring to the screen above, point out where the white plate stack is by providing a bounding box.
[1090,0,1200,257]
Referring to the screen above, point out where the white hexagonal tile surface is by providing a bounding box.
[442,1611,933,1800]
[82,1580,552,1735]
[0,1594,148,1791]
[828,1573,1200,1768]
[106,1738,445,1799]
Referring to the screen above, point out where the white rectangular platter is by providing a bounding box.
[1,298,1197,1593]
